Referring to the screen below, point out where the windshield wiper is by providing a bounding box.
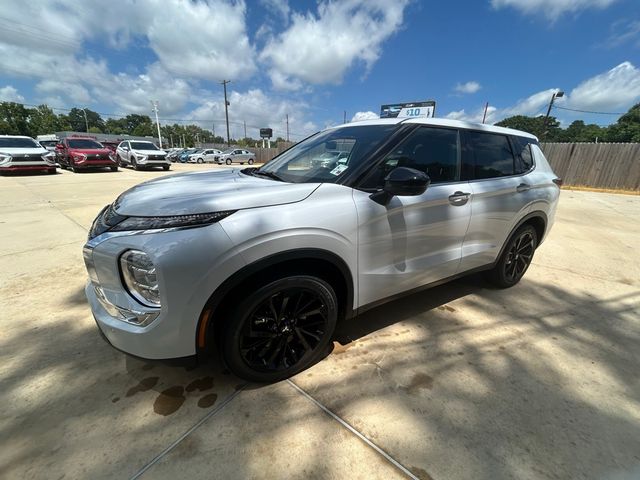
[251,170,285,182]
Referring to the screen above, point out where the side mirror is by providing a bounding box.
[370,167,430,205]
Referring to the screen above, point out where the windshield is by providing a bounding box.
[257,124,398,183]
[0,137,40,148]
[39,140,58,147]
[130,142,159,150]
[68,139,103,149]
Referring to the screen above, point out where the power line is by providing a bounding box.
[553,105,626,116]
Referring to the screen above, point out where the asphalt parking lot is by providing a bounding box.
[1,164,639,480]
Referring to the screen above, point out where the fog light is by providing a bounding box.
[119,250,160,307]
[94,287,159,326]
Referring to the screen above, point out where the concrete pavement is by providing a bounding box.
[1,164,639,479]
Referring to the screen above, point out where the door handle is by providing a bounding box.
[448,191,470,205]
[516,183,531,193]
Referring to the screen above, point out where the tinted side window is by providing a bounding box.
[466,131,514,179]
[513,136,535,174]
[362,127,459,188]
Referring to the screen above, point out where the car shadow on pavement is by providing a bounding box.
[2,270,639,479]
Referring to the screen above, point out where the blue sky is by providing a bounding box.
[1,0,639,140]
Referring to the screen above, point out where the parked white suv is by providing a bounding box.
[83,118,560,382]
[0,135,57,174]
[116,141,169,171]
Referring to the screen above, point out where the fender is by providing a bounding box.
[492,211,548,267]
[196,248,355,353]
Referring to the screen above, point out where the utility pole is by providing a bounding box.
[150,100,163,148]
[170,134,173,148]
[243,120,247,139]
[212,123,215,139]
[541,90,564,142]
[343,111,346,124]
[482,102,489,124]
[221,80,231,146]
[81,108,89,132]
[286,114,289,142]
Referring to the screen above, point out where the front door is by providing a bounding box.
[354,126,472,307]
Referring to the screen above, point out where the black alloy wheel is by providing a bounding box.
[488,224,538,288]
[222,276,337,383]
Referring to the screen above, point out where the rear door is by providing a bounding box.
[458,131,536,271]
[354,126,472,307]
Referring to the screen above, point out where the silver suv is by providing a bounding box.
[116,140,170,171]
[83,118,560,382]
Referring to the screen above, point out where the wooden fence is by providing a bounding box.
[542,143,640,191]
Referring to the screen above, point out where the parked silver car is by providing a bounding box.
[216,148,255,165]
[83,118,560,382]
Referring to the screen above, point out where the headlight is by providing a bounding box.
[0,153,11,164]
[120,250,160,307]
[72,153,87,162]
[42,151,56,163]
[136,154,147,161]
[110,211,235,232]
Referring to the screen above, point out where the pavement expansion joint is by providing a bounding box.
[286,379,422,480]
[129,384,247,480]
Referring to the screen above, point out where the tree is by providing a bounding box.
[28,105,63,136]
[68,107,105,132]
[0,102,31,135]
[495,115,562,140]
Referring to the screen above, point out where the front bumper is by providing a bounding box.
[0,162,56,172]
[83,221,244,359]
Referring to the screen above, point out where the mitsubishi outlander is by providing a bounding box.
[83,118,560,382]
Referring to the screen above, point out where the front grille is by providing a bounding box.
[148,155,165,161]
[11,154,44,163]
[88,205,127,240]
[87,154,110,160]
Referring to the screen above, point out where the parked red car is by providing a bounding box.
[56,136,118,172]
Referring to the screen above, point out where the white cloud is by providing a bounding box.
[603,20,640,49]
[568,61,640,111]
[185,89,317,141]
[491,0,618,19]
[446,106,498,123]
[260,0,291,22]
[0,85,25,103]
[0,0,256,82]
[454,81,482,94]
[260,0,410,90]
[351,111,379,122]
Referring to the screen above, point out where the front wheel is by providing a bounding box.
[110,166,118,172]
[225,158,232,165]
[162,165,170,171]
[487,225,537,288]
[197,158,204,164]
[221,276,337,383]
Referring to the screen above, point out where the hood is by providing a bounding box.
[68,148,112,155]
[0,147,48,156]
[113,168,320,216]
[132,149,166,156]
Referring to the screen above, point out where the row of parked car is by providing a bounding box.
[0,134,256,174]
[166,147,256,165]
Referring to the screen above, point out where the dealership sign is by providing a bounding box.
[380,101,436,119]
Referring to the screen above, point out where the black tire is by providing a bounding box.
[132,158,141,171]
[110,166,118,172]
[47,168,56,175]
[221,275,337,383]
[248,158,254,165]
[487,225,537,288]
[162,165,170,171]
[225,158,232,165]
[117,155,125,167]
[71,166,79,173]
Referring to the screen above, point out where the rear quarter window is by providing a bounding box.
[464,131,515,180]
[512,136,535,174]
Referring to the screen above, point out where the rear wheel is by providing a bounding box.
[221,275,337,383]
[487,225,537,288]
[248,158,254,165]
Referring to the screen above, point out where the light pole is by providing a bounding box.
[150,100,163,149]
[81,108,89,132]
[542,90,564,141]
[220,80,231,146]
